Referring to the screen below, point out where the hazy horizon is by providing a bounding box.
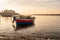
[0,0,60,15]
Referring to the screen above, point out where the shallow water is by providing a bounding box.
[0,15,60,40]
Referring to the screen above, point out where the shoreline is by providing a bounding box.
[33,14,60,16]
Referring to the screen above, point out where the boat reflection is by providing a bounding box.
[12,23,35,30]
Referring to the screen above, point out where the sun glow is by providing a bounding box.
[0,0,8,3]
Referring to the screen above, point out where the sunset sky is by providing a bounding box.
[0,0,60,14]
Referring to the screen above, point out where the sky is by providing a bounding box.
[0,0,60,14]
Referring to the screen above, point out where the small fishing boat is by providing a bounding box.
[12,15,35,25]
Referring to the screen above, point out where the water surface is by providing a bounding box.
[0,16,60,40]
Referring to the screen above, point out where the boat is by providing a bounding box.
[12,15,35,26]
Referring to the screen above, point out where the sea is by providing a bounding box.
[0,15,60,40]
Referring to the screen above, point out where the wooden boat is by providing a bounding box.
[13,15,35,25]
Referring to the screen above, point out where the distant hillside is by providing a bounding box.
[0,9,19,17]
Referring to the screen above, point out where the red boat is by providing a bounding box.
[13,15,35,25]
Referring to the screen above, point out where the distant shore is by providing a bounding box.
[0,13,19,17]
[1,14,60,17]
[33,14,60,16]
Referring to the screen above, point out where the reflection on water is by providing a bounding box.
[0,16,60,40]
[12,23,34,30]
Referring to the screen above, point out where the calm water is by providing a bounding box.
[0,15,60,40]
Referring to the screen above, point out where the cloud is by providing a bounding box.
[5,0,60,8]
[36,0,49,2]
[35,0,60,2]
[35,0,60,8]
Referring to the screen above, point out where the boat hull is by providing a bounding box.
[16,19,34,25]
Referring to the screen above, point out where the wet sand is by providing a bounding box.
[0,33,59,40]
